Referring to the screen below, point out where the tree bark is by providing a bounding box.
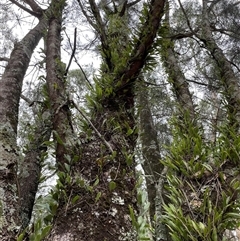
[138,82,162,219]
[159,3,195,118]
[45,0,74,171]
[138,81,169,241]
[45,0,166,240]
[0,14,47,239]
[201,0,240,129]
[18,105,52,229]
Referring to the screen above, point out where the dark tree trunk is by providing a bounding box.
[0,12,47,239]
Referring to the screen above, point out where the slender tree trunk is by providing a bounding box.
[18,104,52,229]
[0,14,47,239]
[201,0,240,129]
[45,0,74,170]
[159,5,195,118]
[138,81,169,241]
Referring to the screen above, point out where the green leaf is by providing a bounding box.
[72,195,80,204]
[129,205,138,229]
[43,214,53,224]
[17,233,25,241]
[42,140,54,146]
[126,128,134,136]
[40,225,52,239]
[224,212,240,220]
[109,181,117,191]
[212,226,217,241]
[65,154,71,163]
[93,177,99,187]
[53,130,64,145]
[95,192,102,202]
[49,202,58,215]
[64,163,70,173]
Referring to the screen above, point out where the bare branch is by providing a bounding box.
[65,28,77,77]
[22,0,43,13]
[20,94,32,105]
[0,57,9,62]
[88,0,112,70]
[127,0,142,8]
[63,28,93,89]
[9,0,42,18]
[177,0,195,34]
[119,0,128,16]
[76,0,97,30]
[169,29,199,40]
[72,100,114,154]
[233,1,240,7]
[208,0,221,13]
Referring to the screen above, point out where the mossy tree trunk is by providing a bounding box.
[0,4,48,237]
[45,0,166,240]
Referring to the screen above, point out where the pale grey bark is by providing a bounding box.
[138,81,169,241]
[160,3,195,118]
[201,0,240,128]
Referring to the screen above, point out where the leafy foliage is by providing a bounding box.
[162,112,240,241]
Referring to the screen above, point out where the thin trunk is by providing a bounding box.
[0,15,47,239]
[160,2,195,118]
[201,0,240,129]
[18,105,52,229]
[138,81,168,241]
[45,0,74,171]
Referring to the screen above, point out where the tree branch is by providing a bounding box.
[9,0,42,18]
[22,0,43,14]
[63,28,93,89]
[177,0,195,34]
[0,57,9,62]
[65,28,77,77]
[127,0,142,8]
[76,0,97,30]
[169,29,199,40]
[88,0,112,70]
[117,0,166,88]
[72,100,114,154]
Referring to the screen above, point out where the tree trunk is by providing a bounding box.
[138,80,169,241]
[45,0,166,240]
[159,4,195,118]
[0,14,47,239]
[18,105,52,229]
[201,0,240,129]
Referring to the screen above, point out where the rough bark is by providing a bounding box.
[201,0,240,129]
[45,0,166,240]
[138,81,169,241]
[18,106,52,229]
[159,3,195,118]
[0,12,47,239]
[138,82,162,220]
